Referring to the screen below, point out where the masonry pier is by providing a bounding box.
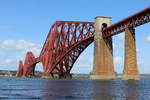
[123,27,140,80]
[90,16,116,80]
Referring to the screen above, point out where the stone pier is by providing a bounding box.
[90,16,116,80]
[123,27,140,80]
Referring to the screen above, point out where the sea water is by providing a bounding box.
[0,77,150,100]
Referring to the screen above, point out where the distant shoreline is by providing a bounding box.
[1,70,150,78]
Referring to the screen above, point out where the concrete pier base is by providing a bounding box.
[90,16,116,80]
[123,28,140,80]
[90,73,116,80]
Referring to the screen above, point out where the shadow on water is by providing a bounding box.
[41,79,94,100]
[92,79,141,100]
[39,79,142,100]
[123,80,140,100]
[92,80,114,100]
[1,77,150,100]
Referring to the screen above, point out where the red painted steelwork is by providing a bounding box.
[23,51,37,77]
[102,7,150,37]
[17,7,150,77]
[16,60,24,77]
[40,21,95,76]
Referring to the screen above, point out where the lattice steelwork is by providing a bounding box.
[23,52,37,77]
[40,21,95,76]
[16,7,150,77]
[102,7,150,37]
[16,60,23,77]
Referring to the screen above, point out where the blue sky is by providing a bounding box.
[0,0,150,74]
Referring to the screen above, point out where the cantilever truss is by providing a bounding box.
[16,7,150,77]
[17,21,95,77]
[40,21,95,76]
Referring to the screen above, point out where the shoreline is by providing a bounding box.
[1,70,150,78]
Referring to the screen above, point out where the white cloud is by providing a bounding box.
[0,57,17,70]
[0,25,15,29]
[0,40,16,50]
[146,36,150,42]
[71,55,93,74]
[3,58,14,64]
[0,40,42,70]
[0,40,41,57]
[114,56,122,65]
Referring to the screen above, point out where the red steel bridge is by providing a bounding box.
[16,7,150,79]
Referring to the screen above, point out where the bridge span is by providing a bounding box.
[16,7,150,80]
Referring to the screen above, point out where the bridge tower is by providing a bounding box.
[123,27,140,80]
[90,16,116,80]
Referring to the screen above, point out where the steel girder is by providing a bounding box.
[102,7,150,37]
[23,52,37,77]
[16,7,150,77]
[40,21,95,76]
[16,60,24,77]
[16,52,40,77]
